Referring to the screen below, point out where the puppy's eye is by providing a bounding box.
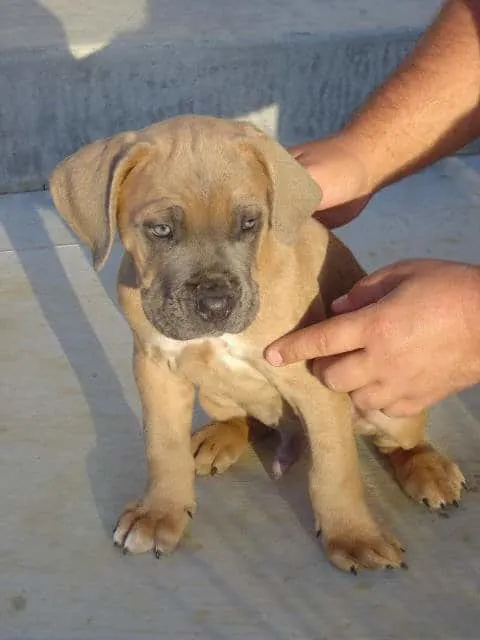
[147,223,173,239]
[241,216,258,232]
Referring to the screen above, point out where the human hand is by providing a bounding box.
[265,259,480,416]
[289,136,372,228]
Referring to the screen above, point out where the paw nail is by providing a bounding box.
[187,510,193,519]
[113,540,122,549]
[210,466,218,477]
[350,566,358,575]
[422,498,430,508]
[440,502,446,509]
[400,562,408,570]
[453,500,460,508]
[122,547,130,556]
[315,529,322,539]
[386,564,394,570]
[154,549,162,559]
[462,481,469,491]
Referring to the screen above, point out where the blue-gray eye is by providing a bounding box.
[148,223,173,238]
[241,216,258,232]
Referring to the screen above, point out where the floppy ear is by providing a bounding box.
[249,133,322,243]
[49,132,152,270]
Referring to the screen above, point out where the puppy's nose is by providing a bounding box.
[195,282,235,321]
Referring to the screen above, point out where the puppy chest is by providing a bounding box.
[153,335,283,423]
[171,337,265,386]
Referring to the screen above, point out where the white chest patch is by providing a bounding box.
[152,333,256,373]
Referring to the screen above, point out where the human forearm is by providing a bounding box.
[341,0,480,192]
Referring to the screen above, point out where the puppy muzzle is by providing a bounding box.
[194,280,236,322]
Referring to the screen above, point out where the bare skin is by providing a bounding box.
[266,0,480,417]
[268,259,480,418]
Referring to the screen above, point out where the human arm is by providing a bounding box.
[294,0,480,227]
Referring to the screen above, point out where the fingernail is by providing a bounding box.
[266,349,283,366]
[331,294,348,312]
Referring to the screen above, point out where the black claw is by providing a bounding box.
[122,547,130,556]
[422,498,430,508]
[210,466,218,477]
[315,529,322,539]
[187,510,193,519]
[462,481,469,491]
[113,540,122,549]
[400,561,408,570]
[440,502,446,509]
[453,500,460,508]
[154,549,162,559]
[350,566,358,575]
[386,564,394,570]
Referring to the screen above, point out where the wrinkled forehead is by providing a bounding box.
[120,135,270,228]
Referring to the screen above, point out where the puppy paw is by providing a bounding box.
[191,418,249,476]
[113,499,194,556]
[322,526,406,573]
[388,444,465,509]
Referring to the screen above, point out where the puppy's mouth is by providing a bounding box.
[142,276,259,341]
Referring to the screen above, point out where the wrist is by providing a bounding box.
[464,264,480,381]
[334,127,384,196]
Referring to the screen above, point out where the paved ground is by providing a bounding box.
[1,155,480,638]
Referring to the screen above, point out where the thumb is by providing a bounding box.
[332,266,407,314]
[313,195,371,229]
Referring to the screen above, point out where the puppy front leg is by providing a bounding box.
[274,369,405,573]
[113,348,196,557]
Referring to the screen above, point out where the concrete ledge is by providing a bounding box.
[0,32,416,193]
[6,0,479,195]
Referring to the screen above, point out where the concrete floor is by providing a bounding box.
[1,156,480,638]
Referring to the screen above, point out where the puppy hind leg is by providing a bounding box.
[192,394,253,476]
[272,411,308,479]
[357,409,466,509]
[193,394,306,479]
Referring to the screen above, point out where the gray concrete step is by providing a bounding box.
[1,155,480,639]
[1,0,444,194]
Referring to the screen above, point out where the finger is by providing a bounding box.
[350,382,397,413]
[331,264,414,314]
[311,350,375,393]
[288,144,305,160]
[265,310,370,366]
[383,396,433,418]
[313,196,370,229]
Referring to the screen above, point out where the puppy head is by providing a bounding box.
[50,116,321,340]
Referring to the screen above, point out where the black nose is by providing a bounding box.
[195,282,235,321]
